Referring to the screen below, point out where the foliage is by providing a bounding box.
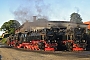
[70,13,83,23]
[87,30,90,35]
[0,20,21,34]
[1,38,7,44]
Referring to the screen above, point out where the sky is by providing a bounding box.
[0,0,90,35]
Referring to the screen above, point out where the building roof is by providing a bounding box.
[15,19,88,33]
[84,21,90,30]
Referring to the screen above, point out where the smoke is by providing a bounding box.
[35,0,47,18]
[13,7,33,23]
[13,0,50,23]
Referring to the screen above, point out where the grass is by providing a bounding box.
[1,38,7,44]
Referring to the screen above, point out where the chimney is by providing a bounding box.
[33,16,37,22]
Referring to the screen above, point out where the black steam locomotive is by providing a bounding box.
[7,25,87,51]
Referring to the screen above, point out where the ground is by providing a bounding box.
[0,48,90,60]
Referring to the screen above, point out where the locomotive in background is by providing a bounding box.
[6,17,89,51]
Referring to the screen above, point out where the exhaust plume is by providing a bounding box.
[13,0,50,23]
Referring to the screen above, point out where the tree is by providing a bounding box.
[70,13,83,23]
[87,30,90,35]
[0,20,21,34]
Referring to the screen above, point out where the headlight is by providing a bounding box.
[48,40,50,42]
[82,40,86,42]
[76,40,79,43]
[54,40,56,42]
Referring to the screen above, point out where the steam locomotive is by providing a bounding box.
[7,25,87,51]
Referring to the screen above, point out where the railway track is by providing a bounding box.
[0,43,10,48]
